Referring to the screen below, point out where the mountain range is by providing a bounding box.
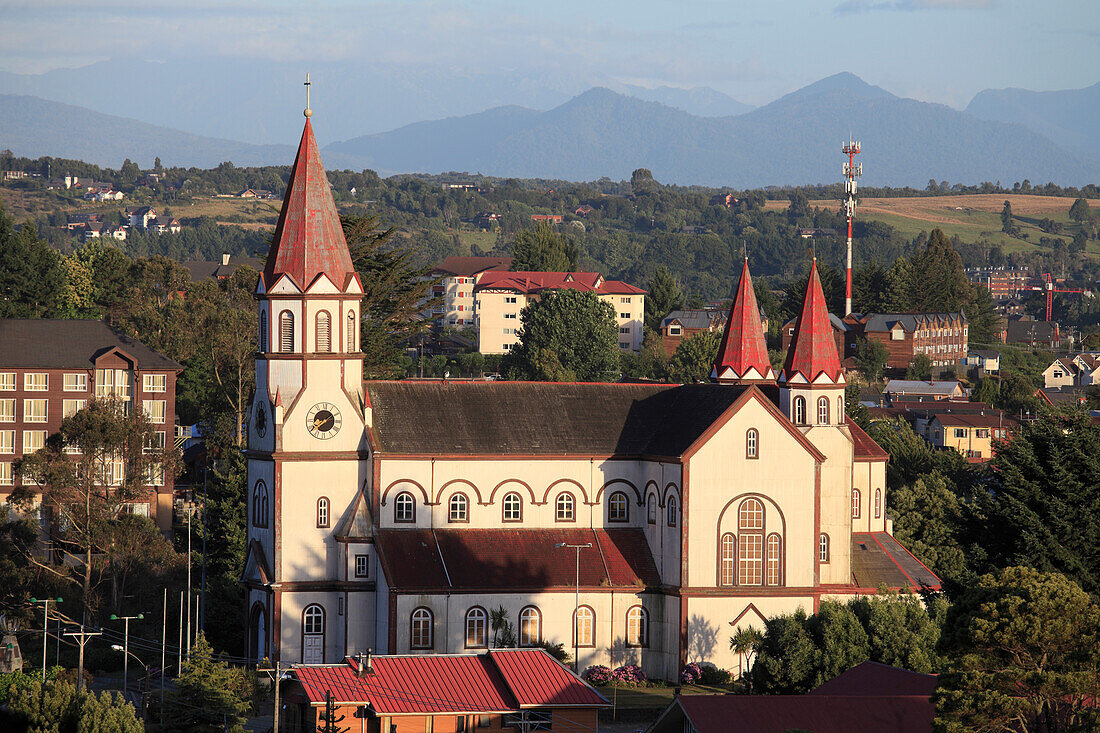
[1,72,1097,187]
[965,81,1100,159]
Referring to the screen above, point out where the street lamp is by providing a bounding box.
[554,542,591,673]
[110,613,144,693]
[29,597,62,680]
[110,645,149,704]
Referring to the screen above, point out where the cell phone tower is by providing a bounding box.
[842,137,861,316]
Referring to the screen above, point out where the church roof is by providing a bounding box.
[848,422,890,462]
[781,260,843,384]
[263,118,355,290]
[849,533,941,591]
[374,528,661,591]
[367,382,750,457]
[712,259,774,383]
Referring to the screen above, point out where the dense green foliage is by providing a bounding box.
[150,633,253,733]
[667,330,720,384]
[0,677,142,733]
[501,289,620,381]
[510,222,578,272]
[934,567,1100,732]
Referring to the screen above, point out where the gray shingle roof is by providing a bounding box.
[862,312,967,333]
[883,380,961,396]
[0,319,181,370]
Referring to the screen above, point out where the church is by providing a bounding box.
[242,107,939,681]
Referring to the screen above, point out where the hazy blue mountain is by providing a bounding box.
[617,84,754,116]
[0,57,579,146]
[966,82,1100,158]
[0,95,302,168]
[327,77,1099,187]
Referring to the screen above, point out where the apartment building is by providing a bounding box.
[845,312,968,369]
[967,267,1033,300]
[473,271,646,354]
[0,320,181,532]
[425,256,513,327]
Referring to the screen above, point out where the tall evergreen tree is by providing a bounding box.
[644,265,684,332]
[910,229,973,313]
[510,223,577,272]
[153,633,252,733]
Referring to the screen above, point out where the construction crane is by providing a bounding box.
[1023,273,1090,322]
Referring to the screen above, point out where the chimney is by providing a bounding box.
[222,253,231,266]
[355,649,373,677]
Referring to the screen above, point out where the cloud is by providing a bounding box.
[835,0,993,14]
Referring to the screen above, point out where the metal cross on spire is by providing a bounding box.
[304,73,313,118]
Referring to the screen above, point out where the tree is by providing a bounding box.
[934,567,1100,732]
[750,610,818,694]
[510,223,576,272]
[910,229,973,313]
[1068,197,1090,223]
[849,591,945,673]
[1001,200,1015,234]
[154,633,252,733]
[0,213,65,318]
[970,377,998,406]
[630,168,657,196]
[501,289,620,382]
[4,678,142,733]
[489,605,517,648]
[729,626,763,683]
[196,449,248,657]
[14,400,179,618]
[644,265,683,332]
[667,330,720,384]
[906,354,933,381]
[856,337,889,383]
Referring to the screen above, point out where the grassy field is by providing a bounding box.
[455,228,498,253]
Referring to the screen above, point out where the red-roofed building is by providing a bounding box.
[473,271,646,353]
[425,256,513,328]
[281,649,607,732]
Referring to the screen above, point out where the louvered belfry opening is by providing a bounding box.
[279,311,294,352]
[316,311,331,352]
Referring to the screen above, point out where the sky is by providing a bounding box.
[0,0,1097,109]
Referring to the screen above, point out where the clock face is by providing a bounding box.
[306,402,342,440]
[256,403,267,438]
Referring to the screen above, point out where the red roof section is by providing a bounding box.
[810,661,937,698]
[712,259,773,382]
[430,256,513,277]
[782,259,843,383]
[291,650,608,713]
[488,650,609,708]
[374,528,659,590]
[474,271,646,295]
[263,118,356,291]
[671,694,934,733]
[848,421,889,462]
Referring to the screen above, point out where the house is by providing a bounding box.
[473,271,646,353]
[66,213,104,231]
[242,110,936,677]
[798,228,839,239]
[425,256,513,328]
[83,187,123,202]
[846,312,968,369]
[183,253,264,281]
[530,214,564,224]
[661,309,726,357]
[1043,357,1078,388]
[1006,319,1060,348]
[927,411,1014,462]
[442,182,478,191]
[647,661,936,733]
[963,349,1000,375]
[1035,386,1090,409]
[0,319,182,533]
[1071,353,1100,385]
[574,205,595,217]
[709,193,739,208]
[125,206,157,230]
[282,649,608,733]
[883,380,966,402]
[472,212,502,229]
[149,217,181,234]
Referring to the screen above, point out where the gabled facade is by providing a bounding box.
[247,115,937,680]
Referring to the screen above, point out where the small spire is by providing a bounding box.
[304,73,313,118]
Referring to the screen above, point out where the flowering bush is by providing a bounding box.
[581,665,611,686]
[679,662,703,685]
[610,664,647,687]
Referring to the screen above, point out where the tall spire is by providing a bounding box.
[262,105,355,291]
[711,258,774,383]
[780,259,843,384]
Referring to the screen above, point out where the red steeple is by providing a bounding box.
[781,259,843,384]
[711,259,774,383]
[263,118,355,291]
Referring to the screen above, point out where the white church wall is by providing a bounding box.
[686,594,813,673]
[805,416,855,586]
[278,459,368,582]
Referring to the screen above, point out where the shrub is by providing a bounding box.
[610,664,647,687]
[581,665,611,686]
[679,662,703,685]
[697,662,732,686]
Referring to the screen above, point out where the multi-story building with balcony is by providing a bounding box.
[424,256,513,328]
[0,320,181,532]
[845,312,969,369]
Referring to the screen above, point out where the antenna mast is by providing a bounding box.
[842,137,861,316]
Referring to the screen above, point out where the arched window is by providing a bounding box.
[647,494,656,524]
[746,428,759,459]
[259,317,267,354]
[346,310,356,352]
[738,498,764,586]
[502,492,522,522]
[449,493,468,523]
[519,606,541,646]
[249,603,267,662]
[793,396,806,424]
[874,489,882,519]
[837,396,844,423]
[819,533,830,562]
[818,396,829,425]
[667,496,678,527]
[574,606,595,648]
[766,533,782,586]
[278,311,294,353]
[394,491,415,523]
[465,607,487,648]
[852,489,861,519]
[315,311,331,353]
[252,480,268,528]
[555,492,574,522]
[626,606,648,647]
[302,604,325,664]
[411,607,433,650]
[720,532,735,586]
[608,491,628,522]
[316,497,329,528]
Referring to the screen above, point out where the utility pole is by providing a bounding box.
[182,506,198,656]
[109,612,144,695]
[65,626,102,692]
[554,542,591,673]
[29,596,62,680]
[177,591,184,674]
[258,660,292,733]
[160,587,166,728]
